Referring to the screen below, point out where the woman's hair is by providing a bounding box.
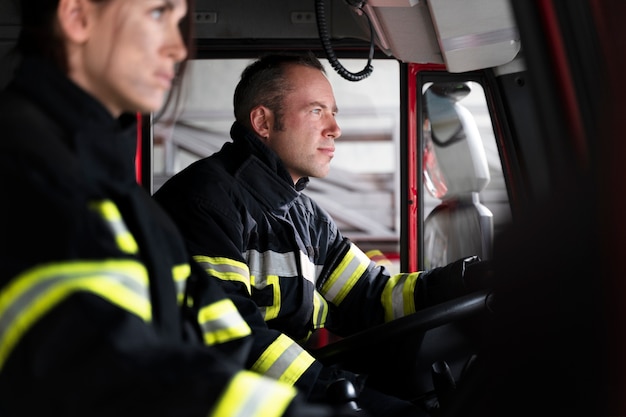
[15,0,195,113]
[16,0,74,73]
[233,52,325,131]
[16,0,195,76]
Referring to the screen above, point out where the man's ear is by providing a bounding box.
[57,0,92,44]
[250,105,273,140]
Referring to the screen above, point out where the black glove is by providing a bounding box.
[326,378,361,412]
[303,366,370,416]
[463,257,495,292]
[309,365,367,404]
[417,255,493,307]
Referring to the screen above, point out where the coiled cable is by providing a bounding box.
[315,0,375,81]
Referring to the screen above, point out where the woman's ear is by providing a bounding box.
[250,105,272,141]
[57,0,92,44]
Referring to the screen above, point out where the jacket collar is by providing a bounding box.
[229,121,309,210]
[10,56,138,190]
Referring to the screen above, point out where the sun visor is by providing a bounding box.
[363,0,520,72]
[427,0,520,72]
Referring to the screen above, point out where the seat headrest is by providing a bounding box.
[423,83,490,200]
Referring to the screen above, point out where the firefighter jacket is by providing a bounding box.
[154,121,478,399]
[0,57,330,417]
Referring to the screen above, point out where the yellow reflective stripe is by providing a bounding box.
[89,200,138,254]
[0,260,150,372]
[172,263,190,305]
[194,255,251,295]
[312,290,329,329]
[211,371,296,417]
[365,249,393,269]
[247,249,316,284]
[199,299,251,345]
[263,275,281,321]
[320,243,370,305]
[381,272,421,321]
[251,334,316,386]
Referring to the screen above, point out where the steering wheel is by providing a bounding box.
[309,290,495,406]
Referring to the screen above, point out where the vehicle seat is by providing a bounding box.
[422,83,493,269]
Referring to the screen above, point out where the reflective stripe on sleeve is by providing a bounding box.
[0,260,150,372]
[312,290,329,330]
[251,334,316,386]
[365,249,393,269]
[198,299,252,345]
[319,243,370,305]
[210,371,296,417]
[194,256,251,295]
[381,272,421,321]
[172,263,191,306]
[89,200,139,255]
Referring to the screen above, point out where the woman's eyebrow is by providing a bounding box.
[165,0,186,12]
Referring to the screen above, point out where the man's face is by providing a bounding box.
[264,65,341,183]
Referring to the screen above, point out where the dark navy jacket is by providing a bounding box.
[0,57,315,417]
[154,121,468,399]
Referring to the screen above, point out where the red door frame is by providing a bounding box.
[405,63,446,272]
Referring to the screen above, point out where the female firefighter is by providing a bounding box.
[0,1,359,416]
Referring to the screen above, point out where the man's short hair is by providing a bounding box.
[233,52,325,131]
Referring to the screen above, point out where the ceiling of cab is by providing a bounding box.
[192,0,364,41]
[193,0,520,72]
[0,0,521,74]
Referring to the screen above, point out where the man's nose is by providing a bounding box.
[326,117,341,139]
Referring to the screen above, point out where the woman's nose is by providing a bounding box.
[168,26,188,63]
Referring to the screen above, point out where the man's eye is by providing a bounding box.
[312,109,322,115]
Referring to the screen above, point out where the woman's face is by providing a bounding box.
[66,0,188,116]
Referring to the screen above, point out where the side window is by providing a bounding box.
[420,79,510,269]
[153,58,401,272]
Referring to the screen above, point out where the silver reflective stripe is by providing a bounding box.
[228,380,265,417]
[211,372,296,417]
[261,341,301,379]
[320,243,370,304]
[312,290,328,329]
[0,260,151,371]
[246,249,316,285]
[251,334,315,385]
[299,250,317,284]
[199,299,251,345]
[314,264,325,284]
[382,272,420,321]
[172,263,190,305]
[194,255,251,294]
[390,273,411,319]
